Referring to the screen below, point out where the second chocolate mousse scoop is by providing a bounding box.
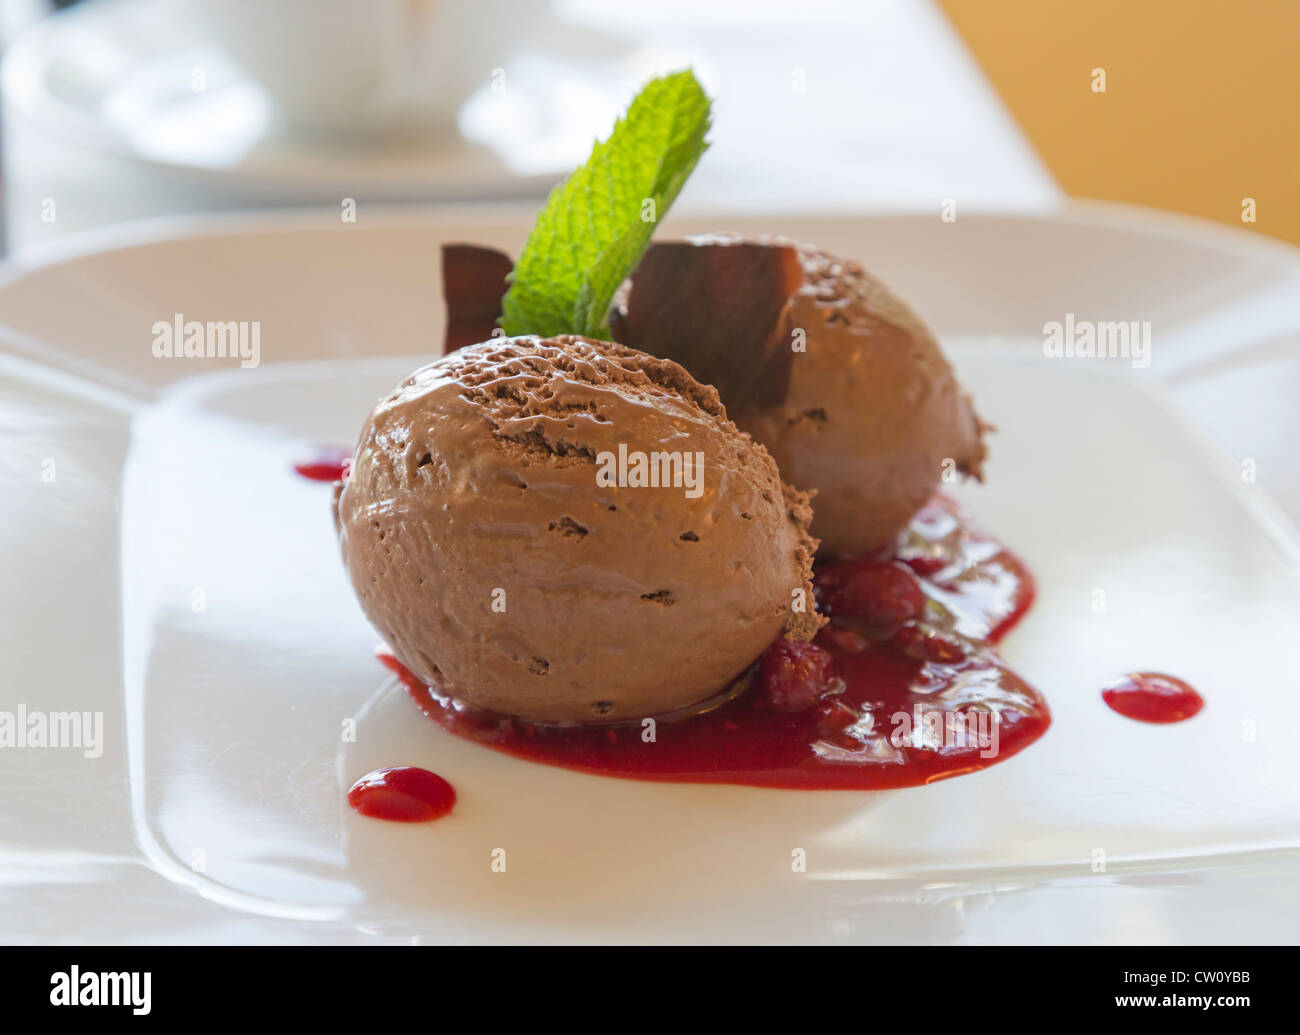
[336,334,823,725]
[610,236,989,557]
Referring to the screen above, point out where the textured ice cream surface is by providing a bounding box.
[336,335,823,724]
[747,243,987,556]
[613,235,988,557]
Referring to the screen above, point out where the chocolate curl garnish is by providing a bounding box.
[610,236,804,411]
[441,244,514,353]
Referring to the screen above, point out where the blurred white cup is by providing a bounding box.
[189,0,542,140]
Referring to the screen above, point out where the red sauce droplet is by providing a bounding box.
[347,766,456,821]
[294,446,352,482]
[376,496,1051,790]
[1102,672,1203,724]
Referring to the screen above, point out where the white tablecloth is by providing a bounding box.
[1,0,1058,253]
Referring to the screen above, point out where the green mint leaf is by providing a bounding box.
[500,69,712,340]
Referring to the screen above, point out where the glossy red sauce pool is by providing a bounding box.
[1101,672,1203,723]
[378,496,1052,790]
[347,766,456,821]
[293,446,351,483]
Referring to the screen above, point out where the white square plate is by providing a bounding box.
[4,206,1300,942]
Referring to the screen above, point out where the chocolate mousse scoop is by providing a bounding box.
[336,334,823,724]
[441,238,988,559]
[611,235,988,557]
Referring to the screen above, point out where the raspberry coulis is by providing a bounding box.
[377,496,1054,791]
[346,766,457,821]
[1101,672,1204,723]
[293,446,352,483]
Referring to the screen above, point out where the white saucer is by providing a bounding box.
[0,0,679,220]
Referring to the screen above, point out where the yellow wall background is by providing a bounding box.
[939,0,1300,246]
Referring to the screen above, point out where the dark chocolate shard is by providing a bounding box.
[609,235,804,411]
[441,244,514,354]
